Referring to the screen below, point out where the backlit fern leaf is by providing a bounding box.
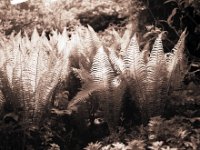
[80,26,100,62]
[69,46,124,128]
[123,34,147,119]
[111,28,122,51]
[88,25,102,50]
[34,59,63,122]
[120,23,133,57]
[31,28,40,47]
[146,34,167,119]
[90,47,115,126]
[109,48,124,74]
[67,82,105,110]
[90,46,115,86]
[166,30,187,92]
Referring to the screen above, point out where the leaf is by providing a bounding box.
[123,34,147,121]
[166,29,187,92]
[72,67,92,84]
[51,108,72,116]
[164,0,177,4]
[90,46,115,87]
[167,8,178,25]
[146,34,167,118]
[109,48,124,74]
[67,82,106,110]
[34,59,63,122]
[120,23,133,57]
[31,28,40,46]
[87,25,102,50]
[3,113,19,123]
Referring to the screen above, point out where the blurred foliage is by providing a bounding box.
[138,0,200,58]
[85,115,200,150]
[0,0,141,36]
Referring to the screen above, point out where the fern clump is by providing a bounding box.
[0,28,72,123]
[109,29,187,123]
[0,25,187,128]
[66,25,187,126]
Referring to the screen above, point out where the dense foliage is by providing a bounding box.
[0,0,199,150]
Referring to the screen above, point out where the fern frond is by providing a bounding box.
[146,34,167,118]
[123,34,147,121]
[31,28,40,46]
[33,59,63,122]
[72,67,92,84]
[108,76,126,127]
[166,30,187,92]
[57,33,68,54]
[123,34,146,85]
[111,28,122,51]
[61,27,69,41]
[87,25,102,50]
[109,48,124,74]
[81,27,97,59]
[120,23,133,57]
[90,46,115,87]
[0,68,16,111]
[67,82,106,111]
[69,31,91,70]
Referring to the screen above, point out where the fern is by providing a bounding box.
[146,34,167,118]
[0,26,187,127]
[0,29,70,123]
[123,34,147,121]
[67,82,106,111]
[79,26,102,64]
[68,65,106,110]
[166,29,187,92]
[90,46,115,86]
[120,23,134,57]
[109,48,124,74]
[69,46,124,128]
[109,30,187,123]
